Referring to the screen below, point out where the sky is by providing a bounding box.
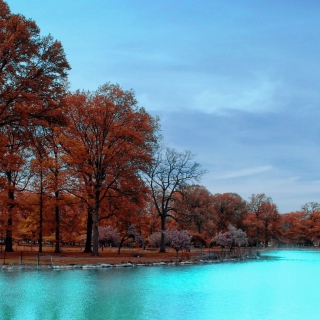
[6,0,320,213]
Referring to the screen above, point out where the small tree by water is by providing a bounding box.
[148,230,192,257]
[213,224,248,252]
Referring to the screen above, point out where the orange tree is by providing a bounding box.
[211,193,248,232]
[0,0,69,250]
[173,184,214,246]
[0,0,70,128]
[0,125,30,251]
[280,211,310,245]
[245,193,280,246]
[258,202,280,247]
[62,83,157,255]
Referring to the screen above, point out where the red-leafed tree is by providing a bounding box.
[0,125,30,251]
[63,83,157,255]
[174,185,213,233]
[0,0,69,251]
[28,125,69,253]
[280,211,310,245]
[0,0,70,128]
[28,130,49,252]
[211,193,247,232]
[245,193,280,246]
[173,184,214,246]
[42,125,69,253]
[258,202,280,247]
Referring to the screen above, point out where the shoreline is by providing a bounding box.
[6,246,319,271]
[0,245,261,271]
[0,255,260,271]
[7,245,313,271]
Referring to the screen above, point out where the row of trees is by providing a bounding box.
[0,0,206,255]
[0,1,319,256]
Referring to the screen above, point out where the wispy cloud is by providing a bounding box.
[193,77,279,114]
[218,166,273,179]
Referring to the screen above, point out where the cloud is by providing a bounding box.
[192,76,280,114]
[217,166,273,179]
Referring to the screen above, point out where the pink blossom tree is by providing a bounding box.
[148,230,192,257]
[166,230,192,257]
[213,224,248,252]
[98,226,120,248]
[147,231,162,248]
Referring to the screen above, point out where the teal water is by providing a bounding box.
[0,250,320,320]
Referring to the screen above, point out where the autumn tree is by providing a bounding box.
[174,185,212,233]
[172,184,214,246]
[48,195,85,245]
[42,126,69,253]
[258,202,280,247]
[300,209,320,246]
[280,212,310,245]
[63,83,156,256]
[101,183,148,254]
[27,124,69,253]
[246,193,280,246]
[28,130,48,252]
[0,0,70,128]
[144,146,206,252]
[245,193,270,244]
[0,125,30,251]
[280,204,320,246]
[211,193,247,232]
[141,194,161,236]
[0,0,69,251]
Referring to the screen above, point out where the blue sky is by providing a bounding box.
[6,0,320,213]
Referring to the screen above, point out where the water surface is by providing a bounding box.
[1,250,319,320]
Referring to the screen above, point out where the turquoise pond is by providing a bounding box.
[1,250,320,320]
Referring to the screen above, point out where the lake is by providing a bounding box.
[0,250,319,320]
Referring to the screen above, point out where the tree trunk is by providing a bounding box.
[264,221,269,247]
[229,240,235,252]
[5,188,14,252]
[92,189,100,256]
[38,178,43,253]
[54,200,60,253]
[159,215,166,253]
[84,208,93,253]
[118,240,124,255]
[5,217,13,252]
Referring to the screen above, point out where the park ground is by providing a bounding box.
[0,244,254,267]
